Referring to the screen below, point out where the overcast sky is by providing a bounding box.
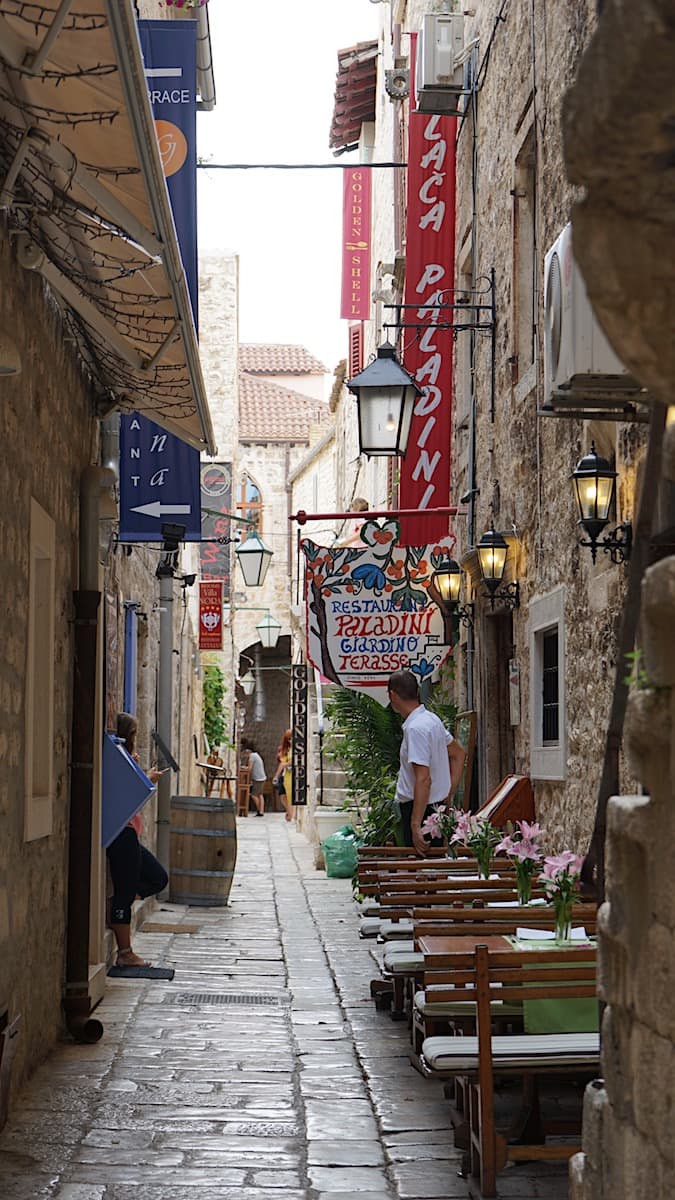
[196,0,379,379]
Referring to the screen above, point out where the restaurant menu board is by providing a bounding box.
[101,733,155,848]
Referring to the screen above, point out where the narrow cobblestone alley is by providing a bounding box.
[0,818,571,1200]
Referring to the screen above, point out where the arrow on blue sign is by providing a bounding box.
[119,414,201,542]
[130,502,192,518]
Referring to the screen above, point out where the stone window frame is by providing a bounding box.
[24,498,56,841]
[528,584,567,781]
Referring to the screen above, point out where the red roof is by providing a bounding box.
[239,373,329,442]
[329,41,378,152]
[239,343,328,376]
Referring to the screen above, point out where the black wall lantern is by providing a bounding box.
[430,556,473,629]
[346,342,421,457]
[476,529,520,610]
[570,444,632,564]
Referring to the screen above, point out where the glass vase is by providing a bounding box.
[516,870,532,906]
[553,897,573,943]
[475,851,492,880]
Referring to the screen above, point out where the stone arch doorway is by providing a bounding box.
[238,635,292,797]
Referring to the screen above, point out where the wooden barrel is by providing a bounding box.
[169,796,237,906]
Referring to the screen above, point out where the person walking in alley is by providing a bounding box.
[240,737,267,816]
[387,670,466,857]
[272,728,294,821]
[107,712,168,967]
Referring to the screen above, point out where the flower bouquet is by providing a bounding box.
[496,821,546,904]
[420,804,461,856]
[451,813,501,879]
[539,850,584,942]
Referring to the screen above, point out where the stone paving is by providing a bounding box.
[0,816,571,1200]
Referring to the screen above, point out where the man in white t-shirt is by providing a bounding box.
[241,738,267,817]
[387,670,467,856]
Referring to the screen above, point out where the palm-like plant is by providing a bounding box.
[324,689,403,845]
[324,686,458,847]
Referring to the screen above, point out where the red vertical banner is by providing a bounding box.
[340,167,372,321]
[399,34,456,545]
[199,581,223,650]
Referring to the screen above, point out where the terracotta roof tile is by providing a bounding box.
[239,343,328,376]
[239,373,330,442]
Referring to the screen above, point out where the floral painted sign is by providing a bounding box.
[302,519,456,705]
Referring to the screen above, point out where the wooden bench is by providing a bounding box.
[419,943,599,1197]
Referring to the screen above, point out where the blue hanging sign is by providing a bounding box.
[138,19,198,325]
[119,414,202,542]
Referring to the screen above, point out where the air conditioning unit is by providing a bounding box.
[416,12,465,115]
[544,223,636,403]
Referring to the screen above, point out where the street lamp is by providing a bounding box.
[476,529,520,610]
[430,556,473,628]
[256,612,281,649]
[570,443,632,564]
[238,674,255,696]
[346,342,421,457]
[235,531,273,587]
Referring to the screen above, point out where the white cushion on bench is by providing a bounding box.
[379,918,414,940]
[383,947,424,972]
[359,917,382,938]
[414,991,522,1019]
[422,1032,600,1073]
[359,900,381,916]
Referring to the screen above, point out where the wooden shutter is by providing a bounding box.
[348,322,364,379]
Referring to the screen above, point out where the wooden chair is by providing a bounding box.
[236,762,252,818]
[419,943,599,1197]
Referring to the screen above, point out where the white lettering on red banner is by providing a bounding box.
[399,40,457,546]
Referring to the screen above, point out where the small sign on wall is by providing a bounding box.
[199,581,223,650]
[509,658,521,726]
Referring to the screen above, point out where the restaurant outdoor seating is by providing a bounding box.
[378,902,597,1020]
[418,941,599,1197]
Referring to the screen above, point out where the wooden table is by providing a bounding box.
[418,934,512,957]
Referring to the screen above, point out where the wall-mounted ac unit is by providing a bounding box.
[416,12,465,115]
[544,223,636,403]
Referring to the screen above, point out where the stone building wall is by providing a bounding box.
[0,233,95,1094]
[199,253,240,467]
[440,0,642,844]
[562,3,675,1196]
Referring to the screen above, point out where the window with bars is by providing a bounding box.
[541,628,559,745]
[529,586,566,781]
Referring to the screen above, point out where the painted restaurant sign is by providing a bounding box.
[302,520,456,705]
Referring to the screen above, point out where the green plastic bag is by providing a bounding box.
[322,825,360,878]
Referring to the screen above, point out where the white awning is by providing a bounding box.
[0,0,216,454]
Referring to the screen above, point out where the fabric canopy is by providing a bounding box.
[0,0,216,453]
